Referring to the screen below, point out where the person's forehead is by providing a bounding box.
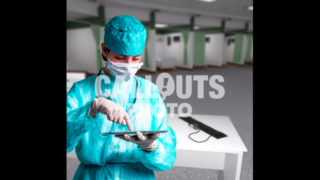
[113,52,142,57]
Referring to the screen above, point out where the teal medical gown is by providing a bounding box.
[67,72,177,180]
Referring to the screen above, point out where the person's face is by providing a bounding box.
[101,43,142,64]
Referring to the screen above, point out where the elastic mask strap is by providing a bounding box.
[104,50,110,65]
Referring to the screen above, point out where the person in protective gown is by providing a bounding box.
[66,15,177,180]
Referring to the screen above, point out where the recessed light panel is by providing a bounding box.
[155,24,168,28]
[196,0,218,2]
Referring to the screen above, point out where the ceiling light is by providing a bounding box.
[155,23,168,28]
[196,0,218,2]
[246,6,253,10]
[194,26,200,30]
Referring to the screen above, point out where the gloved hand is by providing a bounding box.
[90,98,133,131]
[115,132,160,152]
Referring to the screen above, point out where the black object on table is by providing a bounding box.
[179,116,228,139]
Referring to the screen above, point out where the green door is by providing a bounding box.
[193,31,206,66]
[233,33,244,63]
[245,34,252,63]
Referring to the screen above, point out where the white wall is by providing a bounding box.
[155,32,189,69]
[224,36,235,63]
[205,33,224,67]
[67,27,105,74]
[155,35,165,59]
[163,33,184,67]
[154,32,193,69]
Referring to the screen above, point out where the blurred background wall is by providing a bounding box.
[67,0,253,74]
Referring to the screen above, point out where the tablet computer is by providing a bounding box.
[109,130,167,136]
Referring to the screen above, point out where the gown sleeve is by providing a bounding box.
[66,82,100,153]
[139,86,177,171]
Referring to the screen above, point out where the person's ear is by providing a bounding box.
[101,43,108,57]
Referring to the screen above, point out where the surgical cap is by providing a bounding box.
[104,15,147,56]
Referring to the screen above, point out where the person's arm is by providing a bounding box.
[66,82,100,153]
[139,87,177,171]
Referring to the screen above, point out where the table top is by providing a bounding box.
[168,114,247,153]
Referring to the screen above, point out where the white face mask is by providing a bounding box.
[106,52,143,80]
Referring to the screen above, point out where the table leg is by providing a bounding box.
[218,152,243,180]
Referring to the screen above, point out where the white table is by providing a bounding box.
[169,114,247,180]
[67,114,247,180]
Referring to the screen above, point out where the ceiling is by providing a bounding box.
[97,0,253,21]
[67,10,96,20]
[67,0,253,31]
